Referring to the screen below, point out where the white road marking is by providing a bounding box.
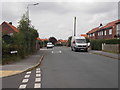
[19,84,27,89]
[22,79,29,83]
[36,71,41,73]
[52,51,62,54]
[19,67,42,88]
[36,68,40,71]
[59,51,62,53]
[34,83,41,88]
[36,74,41,77]
[35,78,41,82]
[24,75,30,78]
[51,51,53,53]
[26,71,31,74]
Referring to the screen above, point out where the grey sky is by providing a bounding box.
[1,1,118,40]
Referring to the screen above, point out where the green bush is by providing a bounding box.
[56,43,63,46]
[90,39,120,50]
[90,39,104,50]
[105,39,120,44]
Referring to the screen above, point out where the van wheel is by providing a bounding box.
[85,49,88,52]
[74,48,77,52]
[71,48,73,51]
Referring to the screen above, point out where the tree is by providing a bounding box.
[43,40,48,47]
[16,13,39,57]
[49,37,57,45]
[67,36,72,47]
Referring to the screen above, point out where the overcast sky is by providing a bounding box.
[1,1,119,40]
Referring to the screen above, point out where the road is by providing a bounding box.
[2,47,118,88]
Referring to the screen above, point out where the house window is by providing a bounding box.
[100,31,102,36]
[101,31,103,36]
[89,34,90,37]
[98,32,100,36]
[90,34,92,37]
[101,31,102,35]
[104,30,107,35]
[117,23,120,30]
[109,29,112,35]
[116,24,120,35]
[91,33,93,37]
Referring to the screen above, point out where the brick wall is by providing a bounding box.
[102,44,119,53]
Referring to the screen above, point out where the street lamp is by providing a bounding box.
[26,3,39,50]
[27,3,39,25]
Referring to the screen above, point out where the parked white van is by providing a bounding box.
[71,36,90,52]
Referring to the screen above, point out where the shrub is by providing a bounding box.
[105,39,120,44]
[90,39,105,50]
[90,38,120,50]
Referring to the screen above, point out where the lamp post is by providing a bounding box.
[26,3,39,51]
[27,3,39,25]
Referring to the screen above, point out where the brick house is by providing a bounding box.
[0,22,19,36]
[1,21,19,36]
[87,19,120,40]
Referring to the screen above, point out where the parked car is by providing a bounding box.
[71,36,90,52]
[47,42,54,48]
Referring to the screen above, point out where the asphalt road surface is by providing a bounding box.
[2,47,118,88]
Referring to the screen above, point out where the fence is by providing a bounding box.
[102,44,120,53]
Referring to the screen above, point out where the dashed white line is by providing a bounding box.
[34,83,41,88]
[19,68,42,89]
[22,79,29,83]
[59,51,62,53]
[51,51,53,53]
[36,71,41,73]
[19,84,27,89]
[36,68,41,71]
[35,78,41,82]
[36,74,41,77]
[24,75,30,78]
[26,71,31,74]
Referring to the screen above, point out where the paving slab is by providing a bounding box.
[0,50,45,78]
[90,50,119,60]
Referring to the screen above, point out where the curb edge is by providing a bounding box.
[1,55,44,78]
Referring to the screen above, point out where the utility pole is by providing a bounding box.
[74,17,76,36]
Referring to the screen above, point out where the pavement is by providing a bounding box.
[90,50,119,60]
[0,50,45,78]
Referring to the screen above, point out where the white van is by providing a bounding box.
[71,36,90,52]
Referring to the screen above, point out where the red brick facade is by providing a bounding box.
[87,19,120,40]
[1,22,19,36]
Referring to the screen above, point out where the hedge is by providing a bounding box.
[90,39,120,50]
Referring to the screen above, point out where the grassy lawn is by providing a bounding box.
[102,50,119,54]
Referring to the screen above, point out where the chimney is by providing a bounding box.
[100,23,102,26]
[9,22,12,25]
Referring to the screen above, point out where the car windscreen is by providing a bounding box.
[75,39,86,43]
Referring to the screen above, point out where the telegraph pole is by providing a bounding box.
[74,17,76,36]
